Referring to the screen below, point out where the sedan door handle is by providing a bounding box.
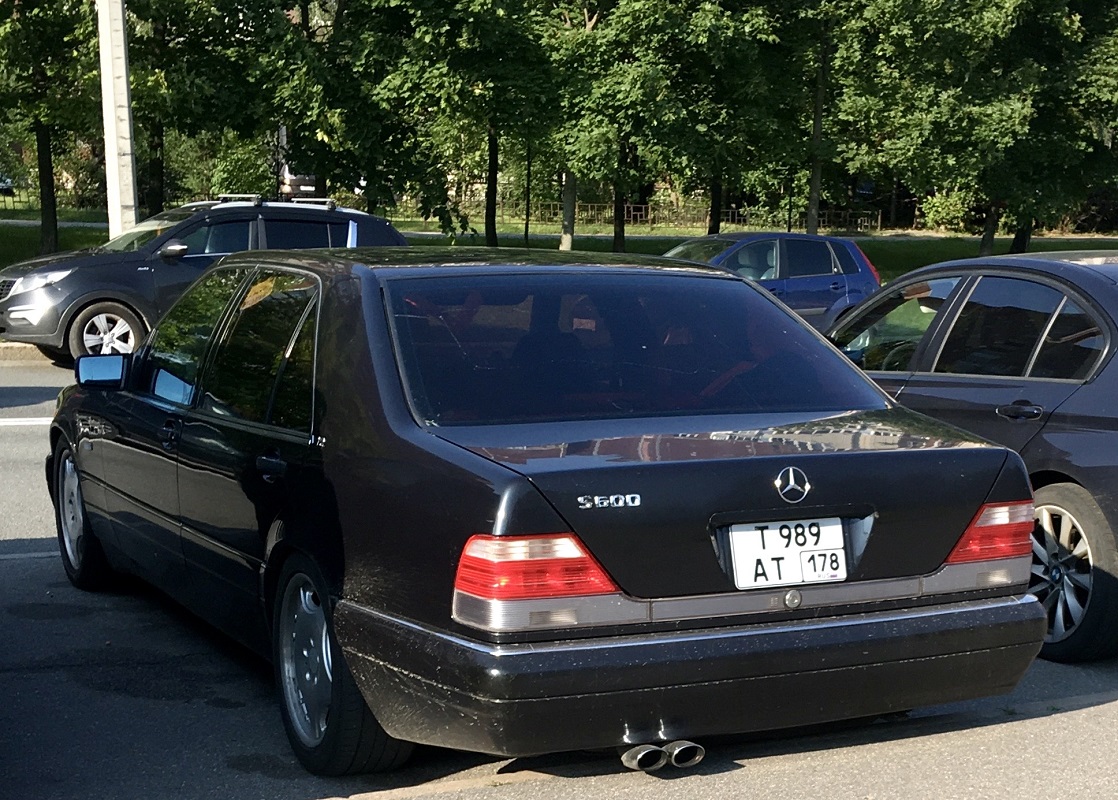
[995,403,1043,421]
[159,419,180,450]
[256,453,288,482]
[830,281,843,291]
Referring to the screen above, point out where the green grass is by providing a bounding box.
[0,227,108,268]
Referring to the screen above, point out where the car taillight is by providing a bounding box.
[454,534,619,600]
[860,249,881,285]
[946,501,1034,564]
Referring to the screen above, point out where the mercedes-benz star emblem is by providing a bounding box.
[775,466,811,504]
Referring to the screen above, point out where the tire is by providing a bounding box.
[67,302,146,358]
[52,439,114,590]
[272,554,413,775]
[1030,483,1118,663]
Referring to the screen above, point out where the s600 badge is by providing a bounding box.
[577,494,642,509]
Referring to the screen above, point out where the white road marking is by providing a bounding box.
[0,417,53,426]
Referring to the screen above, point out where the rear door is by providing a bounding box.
[896,274,1105,450]
[780,238,847,326]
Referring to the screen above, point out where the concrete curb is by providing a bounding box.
[0,343,53,363]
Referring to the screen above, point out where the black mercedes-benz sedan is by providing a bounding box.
[48,248,1045,776]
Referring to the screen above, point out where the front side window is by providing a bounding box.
[386,273,887,426]
[97,208,196,252]
[833,277,961,371]
[784,240,836,278]
[142,268,251,404]
[200,270,318,425]
[934,277,1062,377]
[180,220,252,255]
[728,240,778,280]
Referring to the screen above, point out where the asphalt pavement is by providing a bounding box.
[6,360,1118,799]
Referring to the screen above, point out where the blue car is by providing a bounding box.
[665,232,881,329]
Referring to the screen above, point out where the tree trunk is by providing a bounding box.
[486,124,499,247]
[806,42,828,235]
[612,137,626,253]
[979,204,1000,256]
[146,120,165,215]
[1009,218,1033,253]
[888,176,899,228]
[707,176,722,235]
[34,120,58,255]
[523,141,531,248]
[559,170,576,251]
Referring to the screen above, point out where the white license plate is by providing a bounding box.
[728,517,847,590]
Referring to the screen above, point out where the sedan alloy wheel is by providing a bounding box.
[1030,502,1092,644]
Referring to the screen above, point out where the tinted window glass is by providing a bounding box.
[180,220,252,255]
[1030,300,1105,380]
[386,274,886,426]
[270,305,317,432]
[201,271,318,424]
[328,221,350,247]
[785,240,835,278]
[728,240,778,280]
[663,238,737,263]
[833,277,960,371]
[143,268,250,404]
[265,220,331,249]
[935,277,1061,377]
[833,243,861,275]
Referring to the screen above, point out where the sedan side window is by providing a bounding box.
[832,277,960,371]
[1029,299,1105,380]
[199,270,319,425]
[934,277,1063,377]
[142,268,252,405]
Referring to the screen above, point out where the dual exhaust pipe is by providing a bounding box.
[620,740,705,772]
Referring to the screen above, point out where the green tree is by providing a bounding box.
[0,0,98,253]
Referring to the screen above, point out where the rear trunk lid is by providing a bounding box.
[435,408,1021,599]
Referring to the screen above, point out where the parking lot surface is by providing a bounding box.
[5,360,1118,800]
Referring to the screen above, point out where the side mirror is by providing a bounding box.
[75,354,128,390]
[158,239,189,259]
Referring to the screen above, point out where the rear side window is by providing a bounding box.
[385,273,886,426]
[833,243,862,275]
[1029,300,1105,380]
[935,277,1062,377]
[784,240,836,278]
[264,219,331,249]
[200,270,318,425]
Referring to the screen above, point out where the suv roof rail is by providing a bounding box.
[217,193,264,206]
[289,197,337,211]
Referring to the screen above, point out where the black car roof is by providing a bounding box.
[907,252,1118,288]
[215,247,727,279]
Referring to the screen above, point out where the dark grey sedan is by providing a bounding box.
[830,252,1118,662]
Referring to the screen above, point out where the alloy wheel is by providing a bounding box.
[278,574,334,747]
[1030,503,1093,643]
[59,454,84,569]
[82,313,136,354]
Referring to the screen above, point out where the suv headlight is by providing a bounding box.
[10,269,73,296]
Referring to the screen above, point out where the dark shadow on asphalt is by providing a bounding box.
[0,536,55,556]
[0,385,64,409]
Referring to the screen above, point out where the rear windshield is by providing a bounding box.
[663,238,737,263]
[385,272,887,426]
